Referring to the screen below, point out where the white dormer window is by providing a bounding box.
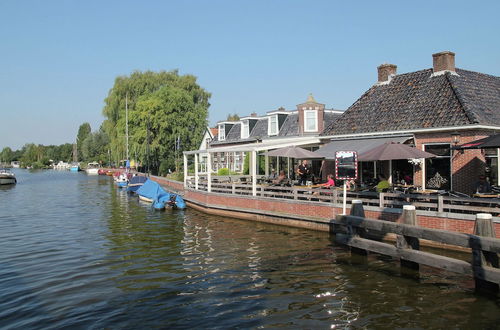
[304,110,318,132]
[268,115,278,135]
[241,120,249,139]
[218,124,225,141]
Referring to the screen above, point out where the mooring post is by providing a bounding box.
[472,213,499,294]
[349,200,368,256]
[397,205,420,271]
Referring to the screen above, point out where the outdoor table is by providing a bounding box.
[412,189,439,195]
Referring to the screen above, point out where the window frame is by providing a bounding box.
[241,120,249,139]
[304,110,318,132]
[218,124,225,141]
[268,115,278,136]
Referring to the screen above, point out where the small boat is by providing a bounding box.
[114,172,129,188]
[53,161,70,170]
[127,175,148,194]
[85,162,101,175]
[136,179,186,210]
[70,163,80,172]
[0,169,17,185]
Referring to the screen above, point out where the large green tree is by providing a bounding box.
[0,147,13,164]
[102,70,210,173]
[76,123,91,161]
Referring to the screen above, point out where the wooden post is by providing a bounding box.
[472,213,499,294]
[379,193,385,208]
[397,205,420,271]
[207,152,212,193]
[349,200,368,256]
[350,199,365,218]
[183,154,188,188]
[437,195,444,213]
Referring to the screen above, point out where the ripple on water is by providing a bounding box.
[0,170,499,329]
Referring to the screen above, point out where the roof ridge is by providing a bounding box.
[446,72,478,124]
[455,67,500,79]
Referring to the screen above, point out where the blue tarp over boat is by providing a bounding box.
[136,179,186,210]
[127,175,148,193]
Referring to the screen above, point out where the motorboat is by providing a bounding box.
[114,172,129,188]
[136,179,186,210]
[53,161,70,170]
[85,162,100,175]
[0,169,16,185]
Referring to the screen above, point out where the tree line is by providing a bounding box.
[1,70,211,174]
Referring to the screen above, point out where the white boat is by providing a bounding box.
[53,161,70,170]
[70,163,80,172]
[0,169,16,185]
[85,162,100,175]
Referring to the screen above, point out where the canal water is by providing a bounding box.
[0,169,498,329]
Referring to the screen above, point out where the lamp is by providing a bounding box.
[451,131,461,146]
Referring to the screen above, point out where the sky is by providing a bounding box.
[1,0,499,150]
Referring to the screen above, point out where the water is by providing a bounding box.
[0,169,498,329]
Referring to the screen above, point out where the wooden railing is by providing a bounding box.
[332,203,500,293]
[185,178,500,217]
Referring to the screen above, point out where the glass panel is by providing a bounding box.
[424,144,450,157]
[305,111,317,131]
[269,116,277,135]
[486,156,498,186]
[425,158,451,190]
[484,148,497,156]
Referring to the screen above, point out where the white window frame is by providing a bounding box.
[218,124,225,141]
[241,120,249,139]
[304,110,318,132]
[268,115,278,136]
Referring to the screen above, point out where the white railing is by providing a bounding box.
[185,177,500,217]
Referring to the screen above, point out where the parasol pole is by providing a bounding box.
[342,180,347,215]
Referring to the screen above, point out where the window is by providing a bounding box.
[424,144,451,190]
[304,110,317,132]
[218,124,225,141]
[485,148,498,186]
[268,115,278,135]
[241,120,249,139]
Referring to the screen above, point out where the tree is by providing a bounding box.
[0,147,13,164]
[102,70,211,174]
[76,123,91,161]
[226,113,240,121]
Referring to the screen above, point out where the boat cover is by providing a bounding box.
[127,176,148,193]
[136,179,186,209]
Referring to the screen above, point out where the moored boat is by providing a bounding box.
[70,163,80,172]
[127,175,148,194]
[85,162,100,175]
[114,172,129,188]
[0,169,17,185]
[136,179,185,210]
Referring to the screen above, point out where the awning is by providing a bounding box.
[314,136,412,160]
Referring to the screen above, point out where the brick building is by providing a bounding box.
[319,51,500,194]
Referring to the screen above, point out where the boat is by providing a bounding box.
[114,172,129,188]
[0,169,16,185]
[53,161,70,170]
[85,162,101,175]
[70,163,80,172]
[136,179,186,210]
[127,175,148,194]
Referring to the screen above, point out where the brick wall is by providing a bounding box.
[156,177,500,238]
[414,130,488,194]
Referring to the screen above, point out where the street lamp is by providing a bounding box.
[451,131,461,146]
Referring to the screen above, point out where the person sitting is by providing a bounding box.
[268,169,277,182]
[313,174,335,195]
[474,175,492,194]
[272,170,287,185]
[376,174,390,192]
[346,179,356,191]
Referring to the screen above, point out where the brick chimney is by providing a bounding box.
[432,51,455,73]
[377,63,397,83]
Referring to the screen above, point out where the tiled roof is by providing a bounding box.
[322,68,500,136]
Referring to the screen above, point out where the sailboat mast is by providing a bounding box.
[125,92,129,161]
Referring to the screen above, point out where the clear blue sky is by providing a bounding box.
[1,0,499,150]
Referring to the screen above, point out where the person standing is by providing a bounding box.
[296,159,311,185]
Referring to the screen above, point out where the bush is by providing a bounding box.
[168,171,184,182]
[217,168,230,176]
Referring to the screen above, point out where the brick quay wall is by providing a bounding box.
[151,176,500,239]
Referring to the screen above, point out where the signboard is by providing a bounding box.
[335,151,358,180]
